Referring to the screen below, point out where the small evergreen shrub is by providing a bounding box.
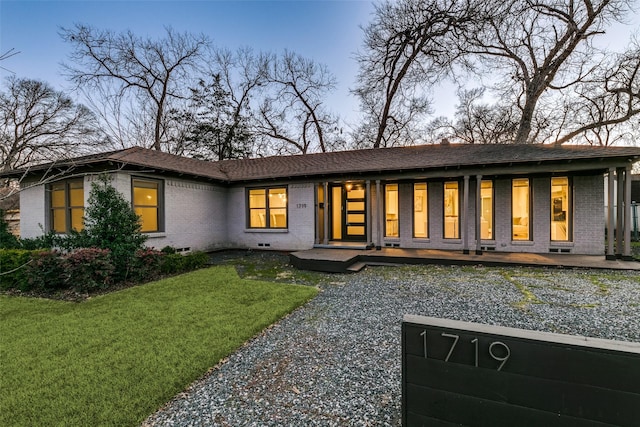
[0,249,33,290]
[65,248,114,292]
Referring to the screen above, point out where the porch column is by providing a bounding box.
[476,175,483,255]
[462,175,470,254]
[366,180,372,247]
[323,182,329,245]
[314,183,320,245]
[607,168,616,260]
[624,165,633,260]
[376,180,382,250]
[616,167,625,258]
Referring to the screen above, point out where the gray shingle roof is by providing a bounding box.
[4,143,640,183]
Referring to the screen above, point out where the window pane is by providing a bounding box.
[52,209,66,233]
[135,207,158,232]
[134,181,158,206]
[481,180,493,240]
[551,177,569,241]
[348,188,365,199]
[268,188,287,208]
[270,207,287,228]
[70,208,84,231]
[444,181,459,239]
[51,184,65,208]
[385,184,399,237]
[69,187,84,207]
[512,178,530,240]
[250,209,266,228]
[249,189,266,209]
[414,183,428,238]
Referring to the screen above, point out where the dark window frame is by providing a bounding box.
[412,182,429,239]
[48,178,84,234]
[131,177,165,233]
[443,180,461,239]
[511,177,533,241]
[550,176,573,242]
[246,186,289,229]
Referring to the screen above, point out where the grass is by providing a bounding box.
[0,266,318,427]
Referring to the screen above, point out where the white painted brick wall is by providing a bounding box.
[226,183,316,251]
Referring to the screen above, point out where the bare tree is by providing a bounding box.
[353,0,476,148]
[257,51,340,154]
[465,0,635,144]
[428,88,519,144]
[0,76,101,172]
[60,24,209,151]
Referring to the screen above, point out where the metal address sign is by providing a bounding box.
[402,314,640,427]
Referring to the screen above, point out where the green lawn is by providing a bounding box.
[0,266,318,427]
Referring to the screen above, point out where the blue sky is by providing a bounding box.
[0,0,376,121]
[1,0,638,125]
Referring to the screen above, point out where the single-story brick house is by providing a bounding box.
[4,143,640,260]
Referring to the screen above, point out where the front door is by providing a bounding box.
[330,183,366,241]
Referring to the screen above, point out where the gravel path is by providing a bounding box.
[143,262,640,426]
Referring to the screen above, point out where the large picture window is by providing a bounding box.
[50,179,84,233]
[551,177,571,241]
[385,183,399,237]
[480,180,493,240]
[413,183,428,238]
[512,178,531,240]
[133,178,163,233]
[248,187,287,229]
[444,181,459,239]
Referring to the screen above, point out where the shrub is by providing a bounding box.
[160,251,209,275]
[19,231,59,250]
[132,248,164,282]
[68,174,147,282]
[0,249,34,290]
[25,251,67,291]
[65,248,114,292]
[0,210,20,249]
[159,253,187,275]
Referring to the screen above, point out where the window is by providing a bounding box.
[512,178,531,240]
[551,177,571,241]
[480,180,493,240]
[444,181,459,239]
[50,179,84,233]
[248,187,287,229]
[413,183,428,238]
[385,183,399,237]
[133,178,163,232]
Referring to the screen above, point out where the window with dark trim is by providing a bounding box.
[443,181,459,239]
[385,183,399,237]
[551,177,572,241]
[248,187,288,229]
[132,178,164,233]
[512,178,531,240]
[480,180,494,240]
[413,182,428,238]
[49,179,84,233]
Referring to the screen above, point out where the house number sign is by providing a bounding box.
[401,314,640,427]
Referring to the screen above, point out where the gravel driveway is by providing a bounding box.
[144,260,640,426]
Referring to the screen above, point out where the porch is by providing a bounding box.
[289,247,640,273]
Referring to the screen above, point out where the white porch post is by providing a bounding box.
[376,180,382,250]
[624,165,632,260]
[366,180,372,247]
[476,175,483,255]
[462,175,470,254]
[607,168,616,260]
[617,167,625,258]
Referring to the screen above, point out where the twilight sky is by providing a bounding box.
[1,0,638,125]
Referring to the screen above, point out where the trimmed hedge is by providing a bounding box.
[1,248,210,293]
[0,250,35,291]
